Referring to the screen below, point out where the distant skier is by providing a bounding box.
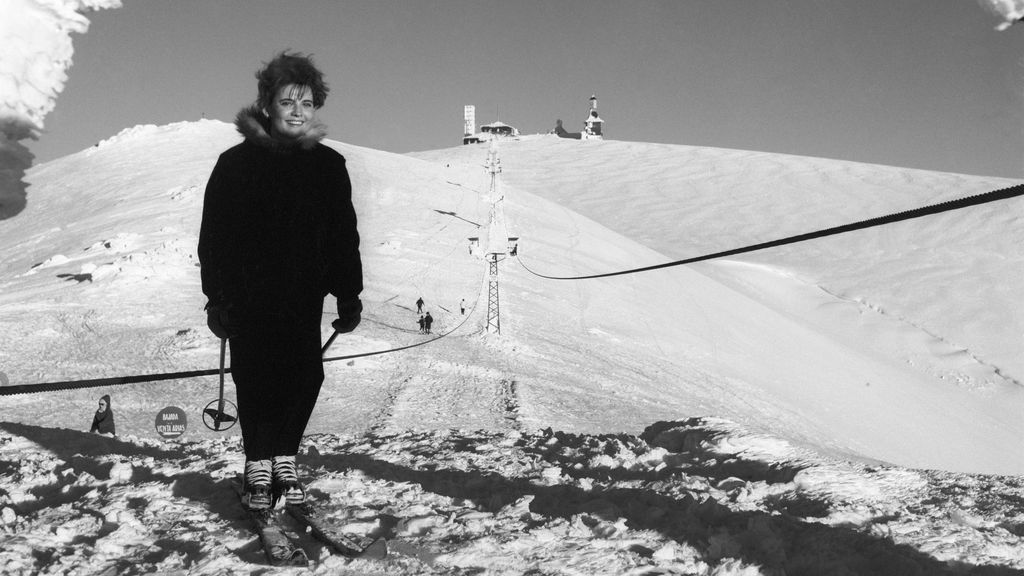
[424,312,434,334]
[416,296,424,314]
[198,51,363,511]
[89,394,115,435]
[418,315,425,333]
[460,298,465,315]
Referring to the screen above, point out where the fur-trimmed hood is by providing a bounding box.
[235,105,328,151]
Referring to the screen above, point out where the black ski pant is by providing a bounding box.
[229,315,324,461]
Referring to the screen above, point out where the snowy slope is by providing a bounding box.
[1,122,1023,575]
[414,136,1024,389]
[414,136,1024,476]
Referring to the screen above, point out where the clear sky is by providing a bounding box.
[29,0,1024,178]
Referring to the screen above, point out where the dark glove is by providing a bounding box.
[205,303,239,339]
[332,298,362,333]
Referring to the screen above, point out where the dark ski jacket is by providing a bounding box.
[198,106,363,327]
[90,394,115,435]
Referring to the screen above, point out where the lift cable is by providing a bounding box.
[516,183,1024,281]
[1,294,483,396]
[7,183,1021,395]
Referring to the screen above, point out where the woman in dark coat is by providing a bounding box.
[90,394,115,435]
[198,51,363,511]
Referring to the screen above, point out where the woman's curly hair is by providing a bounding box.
[256,51,329,110]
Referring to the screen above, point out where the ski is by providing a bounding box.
[231,479,309,567]
[286,503,388,559]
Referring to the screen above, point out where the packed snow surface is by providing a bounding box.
[1,122,1022,574]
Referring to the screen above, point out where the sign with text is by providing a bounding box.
[155,406,187,439]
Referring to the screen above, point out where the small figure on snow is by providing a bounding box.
[424,312,434,334]
[198,51,363,512]
[416,296,424,314]
[418,314,426,333]
[89,394,115,435]
[460,298,465,315]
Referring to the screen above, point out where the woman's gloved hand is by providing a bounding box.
[205,303,239,339]
[332,298,362,333]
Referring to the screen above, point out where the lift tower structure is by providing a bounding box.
[483,140,510,334]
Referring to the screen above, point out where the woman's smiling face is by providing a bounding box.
[267,83,316,141]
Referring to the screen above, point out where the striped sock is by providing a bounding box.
[272,455,305,506]
[271,455,298,483]
[243,459,272,510]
